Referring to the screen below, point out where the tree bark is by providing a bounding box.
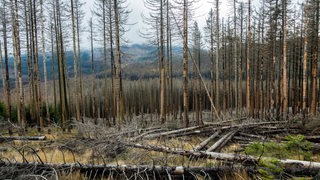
[246,0,251,116]
[310,0,319,115]
[160,0,165,124]
[183,0,189,127]
[302,0,310,120]
[282,0,288,117]
[215,0,220,116]
[114,0,125,125]
[40,0,50,124]
[71,0,80,122]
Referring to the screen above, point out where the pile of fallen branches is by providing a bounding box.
[1,118,320,178]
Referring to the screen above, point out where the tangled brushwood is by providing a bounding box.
[0,116,320,179]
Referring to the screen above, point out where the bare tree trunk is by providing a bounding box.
[71,0,80,122]
[11,0,26,129]
[238,3,243,115]
[103,0,109,126]
[23,0,32,121]
[208,10,214,121]
[50,22,57,110]
[0,42,6,102]
[246,0,251,116]
[222,22,226,114]
[310,0,319,115]
[282,0,288,117]
[89,17,97,124]
[160,0,165,124]
[55,0,69,131]
[10,0,20,126]
[2,0,11,125]
[76,0,84,119]
[233,0,238,116]
[215,0,220,116]
[302,0,310,121]
[183,0,189,127]
[40,0,50,123]
[108,0,115,124]
[114,0,125,125]
[166,0,170,119]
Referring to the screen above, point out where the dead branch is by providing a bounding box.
[194,130,221,151]
[0,161,255,179]
[0,136,46,142]
[130,128,165,142]
[118,140,320,176]
[206,130,238,152]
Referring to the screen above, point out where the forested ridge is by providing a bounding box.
[0,0,319,179]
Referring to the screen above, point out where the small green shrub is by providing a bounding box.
[49,105,61,124]
[245,142,287,159]
[10,106,18,123]
[245,135,313,179]
[0,101,7,119]
[284,134,312,161]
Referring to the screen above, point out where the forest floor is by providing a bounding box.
[0,112,320,179]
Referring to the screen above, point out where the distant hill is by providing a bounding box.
[0,44,212,88]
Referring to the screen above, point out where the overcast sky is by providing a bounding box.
[83,0,304,48]
[83,0,234,47]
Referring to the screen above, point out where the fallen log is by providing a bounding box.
[130,128,165,142]
[206,130,238,152]
[194,130,221,151]
[165,127,217,138]
[120,141,320,176]
[203,117,247,125]
[0,161,255,179]
[145,121,288,139]
[144,125,214,139]
[305,136,320,143]
[238,132,263,139]
[0,135,46,142]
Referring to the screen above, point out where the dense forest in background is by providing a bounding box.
[0,0,319,132]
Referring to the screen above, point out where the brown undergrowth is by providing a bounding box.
[0,114,319,179]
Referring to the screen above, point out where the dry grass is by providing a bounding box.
[1,119,319,179]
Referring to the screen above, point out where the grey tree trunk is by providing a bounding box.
[246,0,251,116]
[302,0,310,120]
[71,0,80,122]
[183,0,189,127]
[40,0,50,123]
[114,0,125,125]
